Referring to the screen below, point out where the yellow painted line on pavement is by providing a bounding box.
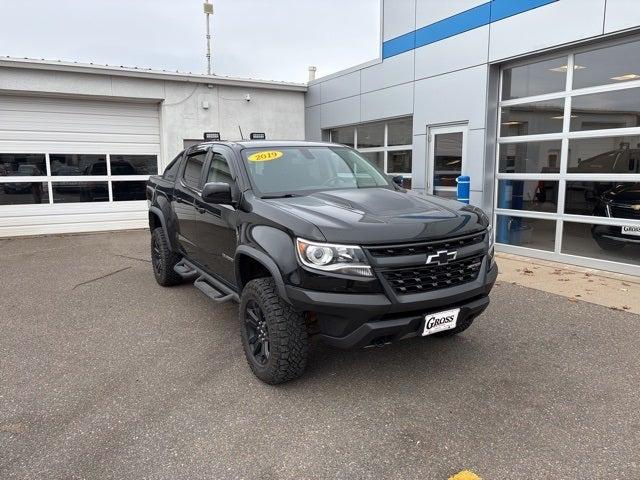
[449,470,482,480]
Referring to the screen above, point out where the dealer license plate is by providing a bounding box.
[422,308,460,336]
[622,225,640,237]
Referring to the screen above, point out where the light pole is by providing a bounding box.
[204,1,213,75]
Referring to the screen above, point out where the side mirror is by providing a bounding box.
[391,175,404,187]
[202,182,233,204]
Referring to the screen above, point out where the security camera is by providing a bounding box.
[244,94,251,102]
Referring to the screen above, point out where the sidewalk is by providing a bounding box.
[496,252,640,315]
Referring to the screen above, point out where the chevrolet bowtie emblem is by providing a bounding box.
[426,250,457,266]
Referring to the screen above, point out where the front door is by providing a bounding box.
[196,148,238,286]
[427,124,468,199]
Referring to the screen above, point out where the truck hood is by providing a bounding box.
[263,188,487,244]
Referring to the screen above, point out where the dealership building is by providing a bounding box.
[2,0,640,276]
[306,0,640,276]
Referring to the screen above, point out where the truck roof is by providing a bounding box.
[193,140,340,150]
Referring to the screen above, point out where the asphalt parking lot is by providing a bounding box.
[1,230,639,479]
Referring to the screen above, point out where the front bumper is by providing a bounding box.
[285,257,498,348]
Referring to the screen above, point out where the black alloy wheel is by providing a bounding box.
[151,234,163,276]
[244,299,270,365]
[150,227,183,286]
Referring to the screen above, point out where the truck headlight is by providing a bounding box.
[296,238,372,277]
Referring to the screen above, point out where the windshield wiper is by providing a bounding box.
[261,193,299,199]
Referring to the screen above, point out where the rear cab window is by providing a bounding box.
[163,152,183,181]
[182,150,208,190]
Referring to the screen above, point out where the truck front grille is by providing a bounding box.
[366,232,485,258]
[381,255,484,295]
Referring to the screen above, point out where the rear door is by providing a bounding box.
[196,146,239,286]
[173,148,209,260]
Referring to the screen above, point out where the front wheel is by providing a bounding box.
[239,278,308,384]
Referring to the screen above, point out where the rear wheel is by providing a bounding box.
[240,278,308,384]
[150,227,183,287]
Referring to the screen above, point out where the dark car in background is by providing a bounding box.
[592,183,640,250]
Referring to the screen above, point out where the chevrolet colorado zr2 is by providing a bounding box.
[146,140,497,384]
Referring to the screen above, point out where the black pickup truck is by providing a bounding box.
[146,140,497,384]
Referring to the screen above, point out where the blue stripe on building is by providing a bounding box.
[382,0,558,59]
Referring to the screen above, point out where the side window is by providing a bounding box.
[206,152,233,184]
[163,152,183,181]
[182,151,207,189]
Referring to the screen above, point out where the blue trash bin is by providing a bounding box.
[456,175,470,204]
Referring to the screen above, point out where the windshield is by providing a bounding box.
[241,146,391,196]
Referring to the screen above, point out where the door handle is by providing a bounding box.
[197,207,206,214]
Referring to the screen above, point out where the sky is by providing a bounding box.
[0,0,381,83]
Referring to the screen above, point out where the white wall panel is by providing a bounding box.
[0,68,113,97]
[361,83,414,123]
[320,71,361,104]
[489,0,606,62]
[410,134,427,193]
[414,26,489,80]
[465,129,487,192]
[413,65,488,133]
[361,51,414,93]
[383,0,416,41]
[305,105,322,141]
[110,77,164,99]
[306,83,322,107]
[470,190,483,208]
[604,0,640,33]
[416,0,487,28]
[320,96,361,128]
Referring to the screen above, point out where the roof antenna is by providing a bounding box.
[204,1,213,75]
[238,125,244,140]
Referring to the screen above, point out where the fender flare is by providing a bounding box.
[235,245,289,301]
[148,206,173,251]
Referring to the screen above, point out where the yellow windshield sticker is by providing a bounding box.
[248,151,283,162]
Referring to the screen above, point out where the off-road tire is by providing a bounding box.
[432,314,476,337]
[151,227,183,287]
[240,278,308,384]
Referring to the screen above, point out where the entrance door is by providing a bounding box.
[427,124,467,199]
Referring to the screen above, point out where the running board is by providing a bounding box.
[174,259,239,303]
[194,276,236,303]
[173,261,198,279]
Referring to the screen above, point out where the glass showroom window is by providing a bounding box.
[496,37,640,275]
[328,117,413,188]
[0,153,158,206]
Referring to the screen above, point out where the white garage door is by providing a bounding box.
[0,95,161,236]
